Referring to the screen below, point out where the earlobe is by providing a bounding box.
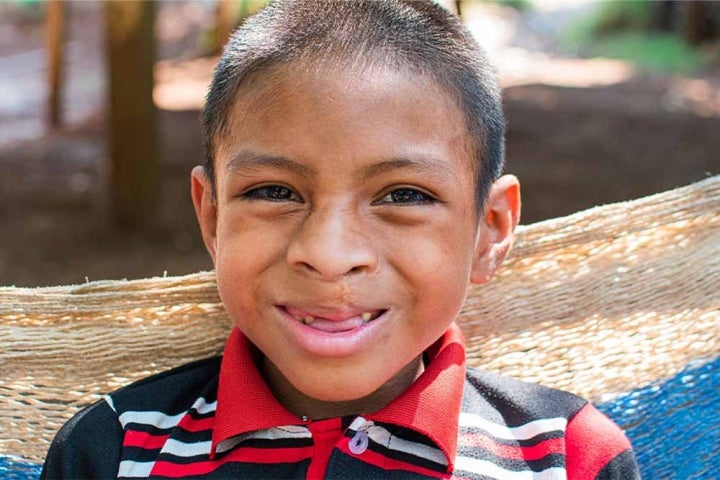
[470,175,521,284]
[190,166,218,264]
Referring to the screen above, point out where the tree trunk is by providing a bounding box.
[105,0,159,230]
[46,0,64,130]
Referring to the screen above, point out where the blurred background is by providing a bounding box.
[0,0,718,287]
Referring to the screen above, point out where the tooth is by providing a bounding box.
[303,316,315,325]
[361,312,372,322]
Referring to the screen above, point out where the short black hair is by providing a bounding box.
[202,0,504,207]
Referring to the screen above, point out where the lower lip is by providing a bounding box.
[275,306,388,358]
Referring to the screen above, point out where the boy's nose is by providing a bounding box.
[286,207,378,281]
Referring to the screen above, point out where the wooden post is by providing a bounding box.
[105,0,159,230]
[46,0,65,129]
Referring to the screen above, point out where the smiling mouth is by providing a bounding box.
[280,306,386,332]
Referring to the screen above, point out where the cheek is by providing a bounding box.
[391,224,475,312]
[213,218,285,317]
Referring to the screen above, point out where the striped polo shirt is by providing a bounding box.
[41,325,639,479]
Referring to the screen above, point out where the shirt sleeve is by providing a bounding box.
[41,399,123,480]
[564,403,641,480]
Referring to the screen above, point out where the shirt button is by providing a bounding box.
[348,430,369,455]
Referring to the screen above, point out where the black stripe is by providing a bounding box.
[122,415,215,436]
[187,408,216,421]
[216,437,314,453]
[155,452,213,465]
[326,453,439,479]
[380,423,443,450]
[169,428,213,444]
[121,446,164,463]
[149,460,310,480]
[236,437,314,449]
[595,449,640,480]
[122,422,177,436]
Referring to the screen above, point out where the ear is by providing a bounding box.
[470,175,521,284]
[191,166,218,264]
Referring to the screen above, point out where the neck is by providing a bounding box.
[262,356,424,420]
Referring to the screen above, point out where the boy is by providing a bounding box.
[42,1,639,479]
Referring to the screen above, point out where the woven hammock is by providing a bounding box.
[1,176,719,479]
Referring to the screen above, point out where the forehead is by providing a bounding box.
[215,62,474,179]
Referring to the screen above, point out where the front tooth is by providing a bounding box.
[361,312,372,322]
[303,316,315,325]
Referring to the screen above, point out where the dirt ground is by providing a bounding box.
[0,3,718,288]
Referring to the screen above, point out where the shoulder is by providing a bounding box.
[461,367,640,479]
[41,398,123,479]
[41,356,222,479]
[107,356,222,415]
[462,366,587,424]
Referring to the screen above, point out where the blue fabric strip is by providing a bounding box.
[598,356,719,480]
[0,456,42,480]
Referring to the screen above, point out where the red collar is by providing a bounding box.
[211,324,466,468]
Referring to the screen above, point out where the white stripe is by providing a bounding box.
[117,399,217,429]
[216,426,312,454]
[160,438,212,457]
[458,413,567,441]
[454,456,567,480]
[104,395,117,414]
[118,410,186,430]
[117,460,155,478]
[190,397,217,415]
[366,425,447,466]
[245,425,312,440]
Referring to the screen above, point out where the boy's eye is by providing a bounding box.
[378,188,435,205]
[242,185,301,202]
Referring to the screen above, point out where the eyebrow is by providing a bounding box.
[225,150,460,184]
[355,157,460,183]
[225,150,314,178]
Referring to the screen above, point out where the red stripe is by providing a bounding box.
[458,431,565,461]
[123,430,170,450]
[337,437,449,479]
[565,403,632,479]
[149,446,314,477]
[177,415,215,433]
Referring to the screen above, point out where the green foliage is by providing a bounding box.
[562,1,706,75]
[479,0,533,12]
[592,0,654,36]
[563,1,651,45]
[591,32,705,74]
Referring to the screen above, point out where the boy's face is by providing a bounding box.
[192,63,519,409]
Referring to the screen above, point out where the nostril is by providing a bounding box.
[299,261,320,274]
